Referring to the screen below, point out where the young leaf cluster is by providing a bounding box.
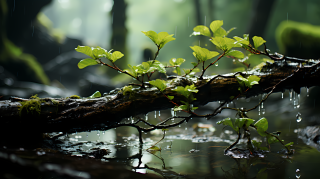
[217,117,293,153]
[172,84,198,112]
[236,74,261,93]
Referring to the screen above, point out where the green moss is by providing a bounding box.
[67,95,81,99]
[276,21,320,56]
[19,95,42,116]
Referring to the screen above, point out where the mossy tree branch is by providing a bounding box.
[0,60,319,136]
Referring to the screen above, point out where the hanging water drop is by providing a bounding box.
[154,111,157,118]
[281,92,284,99]
[190,104,194,112]
[226,103,229,107]
[86,132,88,138]
[258,105,261,115]
[102,131,105,135]
[215,62,218,66]
[307,87,309,97]
[297,94,300,108]
[159,111,161,116]
[290,90,293,101]
[145,113,148,121]
[262,109,266,114]
[97,131,100,136]
[171,108,175,117]
[296,112,302,122]
[261,102,264,109]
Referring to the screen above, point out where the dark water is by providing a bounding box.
[65,88,320,178]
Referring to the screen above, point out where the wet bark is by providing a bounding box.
[1,61,319,138]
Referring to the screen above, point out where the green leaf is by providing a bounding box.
[75,45,95,59]
[167,95,174,100]
[210,37,240,51]
[151,60,166,74]
[158,32,176,49]
[285,142,294,147]
[127,64,137,77]
[92,46,107,58]
[226,50,244,59]
[149,79,167,92]
[252,36,266,49]
[142,31,175,49]
[213,27,227,37]
[142,30,159,45]
[210,20,223,33]
[173,104,188,111]
[88,91,101,98]
[190,46,219,61]
[217,118,238,133]
[247,75,261,87]
[192,25,211,37]
[110,51,124,62]
[78,58,99,69]
[226,27,236,36]
[169,58,186,66]
[172,84,198,104]
[148,146,161,151]
[267,134,280,144]
[234,36,249,45]
[191,62,198,67]
[254,117,268,137]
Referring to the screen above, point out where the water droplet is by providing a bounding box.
[171,108,175,117]
[307,87,309,97]
[290,90,293,101]
[158,111,161,116]
[118,71,122,73]
[261,102,264,109]
[133,78,136,80]
[262,109,265,114]
[296,112,302,122]
[226,103,229,107]
[179,125,181,127]
[145,113,148,121]
[97,131,100,136]
[100,64,103,66]
[281,92,284,99]
[102,131,105,135]
[154,111,157,118]
[215,62,218,66]
[86,132,88,137]
[258,105,261,115]
[190,104,194,112]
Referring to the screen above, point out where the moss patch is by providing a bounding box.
[19,95,42,116]
[67,95,81,99]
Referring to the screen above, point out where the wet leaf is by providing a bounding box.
[234,36,249,45]
[226,50,244,59]
[88,91,101,99]
[151,60,166,74]
[78,58,99,69]
[92,46,107,58]
[149,79,167,92]
[210,20,223,33]
[192,25,211,37]
[75,45,95,59]
[142,31,175,49]
[190,45,219,62]
[110,51,124,62]
[217,118,238,133]
[252,36,266,49]
[167,95,174,100]
[213,27,227,37]
[267,134,280,144]
[254,117,268,137]
[169,58,186,66]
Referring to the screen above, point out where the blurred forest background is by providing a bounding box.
[1,0,320,99]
